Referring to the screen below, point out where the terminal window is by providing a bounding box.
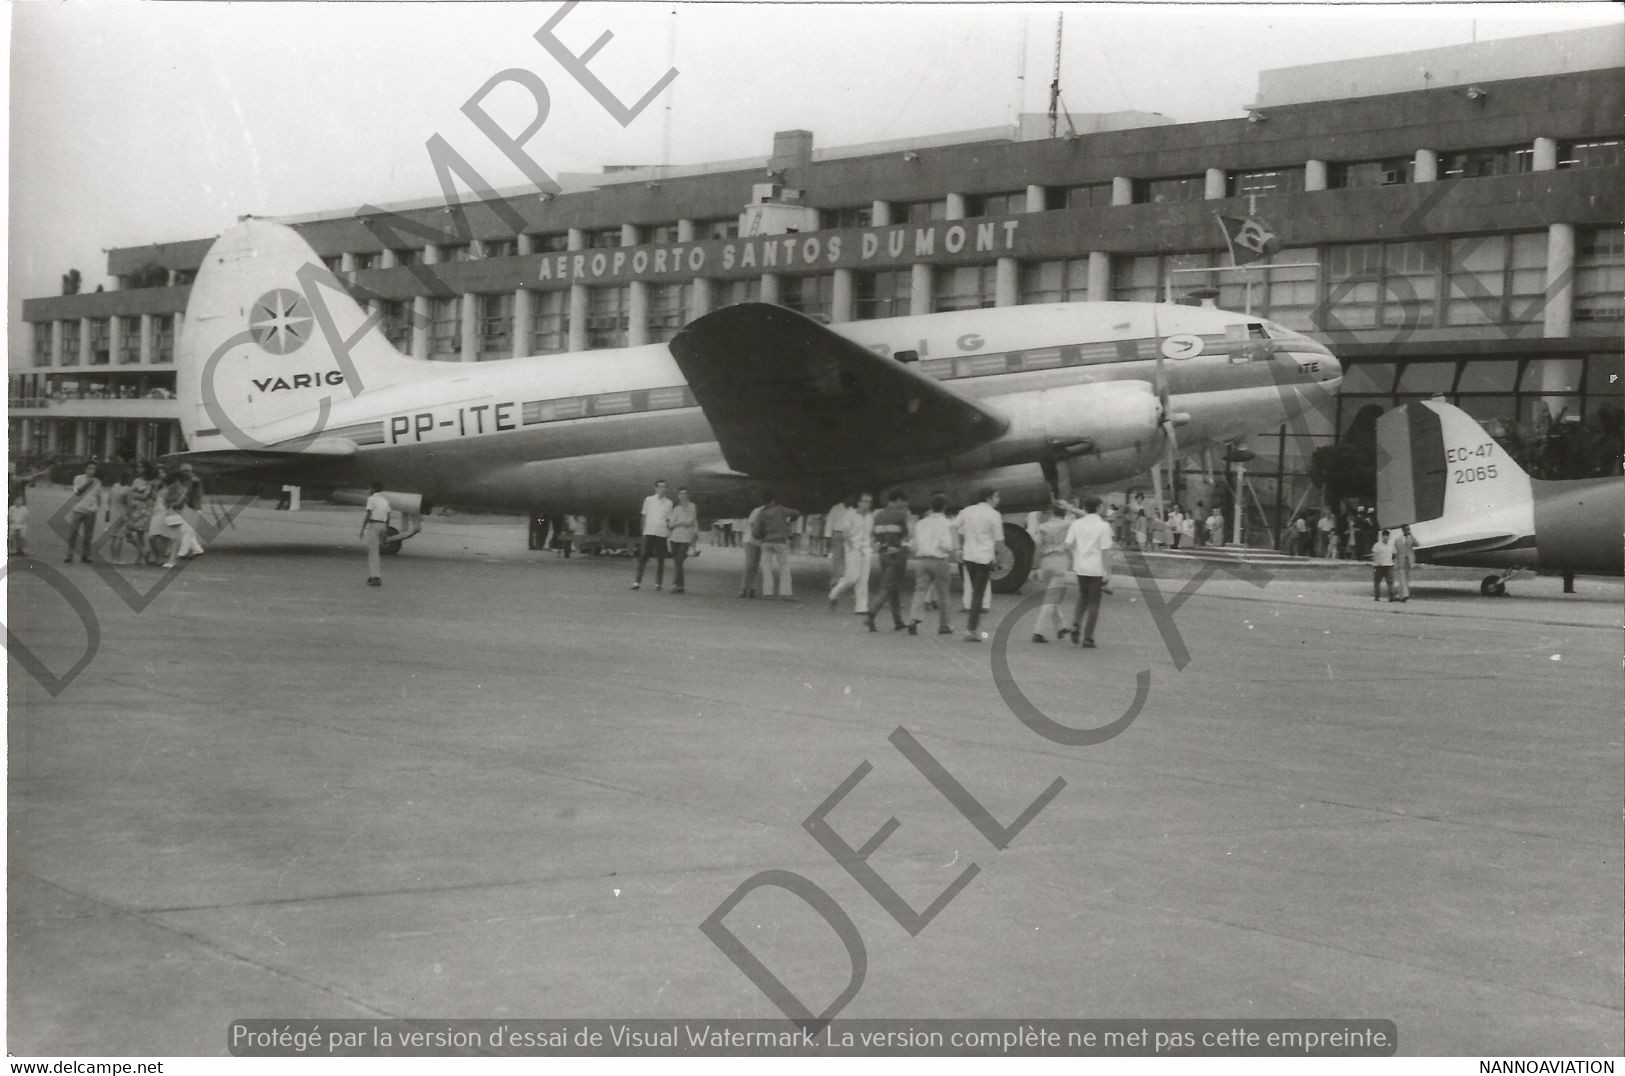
[1329,158,1412,188]
[530,232,569,254]
[483,239,517,259]
[647,283,692,342]
[699,218,739,241]
[820,206,872,230]
[934,264,997,312]
[153,316,175,363]
[1445,232,1546,327]
[1052,183,1112,210]
[1574,226,1625,322]
[379,300,412,353]
[899,200,947,225]
[1228,168,1305,198]
[781,274,833,322]
[720,278,761,307]
[1138,175,1204,204]
[429,298,461,359]
[586,228,623,250]
[60,320,81,365]
[477,293,512,360]
[33,325,52,367]
[966,191,1026,218]
[530,289,570,353]
[854,269,909,319]
[586,286,629,349]
[1557,138,1623,170]
[1020,258,1090,305]
[1440,145,1533,180]
[119,320,142,364]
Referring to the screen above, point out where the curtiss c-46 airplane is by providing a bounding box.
[175,218,1344,588]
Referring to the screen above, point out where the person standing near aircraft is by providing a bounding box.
[1206,506,1225,548]
[907,492,956,636]
[825,496,853,588]
[829,491,874,615]
[1392,525,1416,602]
[956,488,1006,643]
[866,490,913,633]
[753,492,799,599]
[63,461,105,564]
[359,482,390,587]
[1031,501,1079,644]
[738,496,767,598]
[1064,495,1114,649]
[1370,528,1397,602]
[667,489,698,594]
[1317,511,1336,557]
[631,479,672,591]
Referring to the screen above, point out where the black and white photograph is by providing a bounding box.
[6,1,1623,1066]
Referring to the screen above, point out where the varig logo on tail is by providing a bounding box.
[249,289,314,355]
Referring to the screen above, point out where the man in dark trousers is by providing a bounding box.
[866,489,913,633]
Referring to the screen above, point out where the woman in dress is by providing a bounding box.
[125,462,158,564]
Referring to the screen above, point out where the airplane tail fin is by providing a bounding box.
[177,219,427,452]
[1377,399,1534,550]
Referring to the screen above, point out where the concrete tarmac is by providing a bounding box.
[8,493,1622,1055]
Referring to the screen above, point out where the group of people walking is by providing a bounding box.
[29,459,207,568]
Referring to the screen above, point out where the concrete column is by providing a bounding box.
[945,193,967,221]
[73,422,87,456]
[1414,149,1438,183]
[1543,222,1575,339]
[677,219,696,243]
[460,293,478,362]
[1087,251,1112,302]
[1026,184,1048,213]
[1304,159,1328,192]
[831,268,855,323]
[627,280,650,346]
[380,248,399,269]
[517,233,534,257]
[1204,168,1227,199]
[108,316,123,366]
[1111,176,1135,206]
[995,257,1019,306]
[79,318,93,366]
[410,297,430,359]
[871,200,893,227]
[910,263,933,315]
[567,228,586,251]
[621,223,640,247]
[423,243,442,266]
[568,285,589,351]
[139,314,153,365]
[512,288,533,359]
[691,277,714,321]
[759,273,781,305]
[1533,137,1558,172]
[51,321,63,366]
[134,422,148,460]
[340,252,358,273]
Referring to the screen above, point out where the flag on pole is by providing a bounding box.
[1217,214,1281,266]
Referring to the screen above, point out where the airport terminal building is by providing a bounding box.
[10,29,1622,540]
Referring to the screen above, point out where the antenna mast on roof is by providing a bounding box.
[659,8,677,180]
[1047,13,1077,140]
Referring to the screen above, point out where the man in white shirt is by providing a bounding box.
[955,488,1006,642]
[828,492,874,614]
[358,482,391,587]
[1063,495,1114,648]
[1370,528,1397,602]
[825,496,853,587]
[1392,524,1416,602]
[908,492,957,635]
[64,462,105,564]
[631,479,672,591]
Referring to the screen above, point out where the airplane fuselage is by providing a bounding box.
[231,302,1340,517]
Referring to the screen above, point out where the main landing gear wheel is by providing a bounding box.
[381,525,403,557]
[991,522,1034,594]
[1480,574,1506,596]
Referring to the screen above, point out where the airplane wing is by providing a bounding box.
[161,438,359,474]
[669,303,1009,477]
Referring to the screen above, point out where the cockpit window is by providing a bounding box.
[1248,323,1270,340]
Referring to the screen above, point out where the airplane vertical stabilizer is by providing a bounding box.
[177,220,428,453]
[1377,399,1535,558]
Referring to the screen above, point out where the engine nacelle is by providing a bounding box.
[329,489,431,515]
[986,380,1163,465]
